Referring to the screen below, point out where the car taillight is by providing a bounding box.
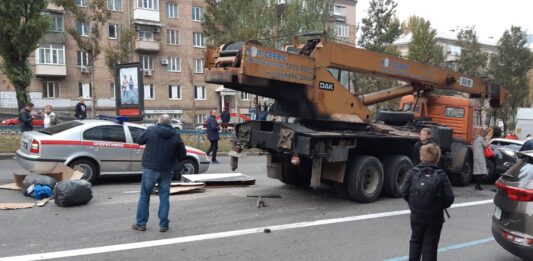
[496,181,533,202]
[501,230,533,246]
[30,139,40,154]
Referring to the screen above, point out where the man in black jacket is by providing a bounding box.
[401,143,455,261]
[75,98,87,119]
[412,128,435,165]
[19,103,34,132]
[132,114,186,232]
[206,109,220,163]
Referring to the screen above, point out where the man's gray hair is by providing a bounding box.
[158,114,172,125]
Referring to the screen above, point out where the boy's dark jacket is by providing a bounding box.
[400,163,455,224]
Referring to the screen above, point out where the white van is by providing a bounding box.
[515,108,533,140]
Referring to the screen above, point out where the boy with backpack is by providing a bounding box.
[400,143,455,261]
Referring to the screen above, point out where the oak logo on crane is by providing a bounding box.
[319,81,334,91]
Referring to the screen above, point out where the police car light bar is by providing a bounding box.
[97,115,129,123]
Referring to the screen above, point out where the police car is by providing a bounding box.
[15,119,210,183]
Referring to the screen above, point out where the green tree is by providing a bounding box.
[407,18,443,65]
[104,26,135,73]
[54,0,110,118]
[400,15,424,35]
[489,26,533,130]
[456,27,488,76]
[358,0,401,52]
[0,0,51,110]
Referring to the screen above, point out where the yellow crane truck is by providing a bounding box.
[204,33,506,203]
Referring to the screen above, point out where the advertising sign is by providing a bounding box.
[115,63,144,120]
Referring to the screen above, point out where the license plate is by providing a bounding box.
[494,206,502,220]
[22,142,28,150]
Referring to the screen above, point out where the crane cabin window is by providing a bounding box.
[444,107,465,118]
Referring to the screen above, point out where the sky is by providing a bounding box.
[355,0,533,43]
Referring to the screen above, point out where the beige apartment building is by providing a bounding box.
[0,0,357,125]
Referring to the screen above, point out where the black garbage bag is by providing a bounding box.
[22,174,57,197]
[54,180,93,207]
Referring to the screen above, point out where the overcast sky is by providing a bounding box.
[355,0,533,41]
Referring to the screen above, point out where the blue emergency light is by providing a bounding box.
[97,115,129,123]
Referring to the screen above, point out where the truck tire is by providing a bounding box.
[375,111,414,126]
[382,155,413,198]
[280,158,311,188]
[345,155,384,203]
[450,158,473,187]
[480,160,497,184]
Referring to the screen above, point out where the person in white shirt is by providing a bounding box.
[43,105,58,128]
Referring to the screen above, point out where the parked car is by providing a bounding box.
[1,115,44,126]
[15,119,209,183]
[199,113,251,130]
[141,118,183,130]
[489,138,524,175]
[492,150,533,260]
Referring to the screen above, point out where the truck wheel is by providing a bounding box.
[345,156,384,203]
[450,158,473,187]
[68,159,99,183]
[382,155,412,198]
[280,158,311,188]
[480,160,497,184]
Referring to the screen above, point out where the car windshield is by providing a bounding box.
[38,121,83,135]
[505,159,533,181]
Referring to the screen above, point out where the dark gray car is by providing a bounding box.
[492,150,533,260]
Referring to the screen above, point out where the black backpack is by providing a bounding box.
[409,167,443,213]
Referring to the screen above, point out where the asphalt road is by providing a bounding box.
[0,156,524,261]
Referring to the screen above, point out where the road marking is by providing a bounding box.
[0,199,494,261]
[383,237,495,261]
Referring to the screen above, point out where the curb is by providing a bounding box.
[0,153,14,160]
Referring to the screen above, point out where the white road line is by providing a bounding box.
[0,199,494,261]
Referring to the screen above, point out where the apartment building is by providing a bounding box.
[0,0,358,125]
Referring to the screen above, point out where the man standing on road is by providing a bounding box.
[75,98,87,120]
[206,109,220,164]
[132,114,186,232]
[412,128,434,165]
[19,102,34,132]
[401,144,455,261]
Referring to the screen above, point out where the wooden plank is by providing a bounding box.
[0,203,35,210]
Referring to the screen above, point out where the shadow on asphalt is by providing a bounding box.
[93,175,142,185]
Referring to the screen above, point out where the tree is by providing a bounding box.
[358,0,401,53]
[105,26,135,73]
[54,0,110,118]
[400,15,424,35]
[489,26,533,130]
[203,0,332,48]
[0,0,51,110]
[407,18,444,65]
[456,27,488,76]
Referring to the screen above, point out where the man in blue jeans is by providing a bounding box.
[132,114,186,232]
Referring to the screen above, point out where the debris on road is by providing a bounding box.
[181,173,255,186]
[54,180,93,207]
[153,182,205,195]
[0,203,35,210]
[247,194,282,208]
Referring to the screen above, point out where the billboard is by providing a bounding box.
[115,63,144,120]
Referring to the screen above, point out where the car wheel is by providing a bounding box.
[480,160,497,184]
[450,158,473,187]
[345,155,384,203]
[382,155,413,198]
[68,159,99,183]
[173,158,198,181]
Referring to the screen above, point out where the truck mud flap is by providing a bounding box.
[278,128,294,149]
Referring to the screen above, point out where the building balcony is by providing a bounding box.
[35,64,67,77]
[45,3,64,12]
[134,8,160,23]
[134,40,160,53]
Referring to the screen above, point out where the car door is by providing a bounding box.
[127,126,146,173]
[82,125,131,173]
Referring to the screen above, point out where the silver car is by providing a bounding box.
[16,120,210,182]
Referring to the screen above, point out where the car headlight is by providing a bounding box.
[499,147,516,158]
[1,121,5,124]
[204,154,210,161]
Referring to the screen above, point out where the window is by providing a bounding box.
[76,21,90,36]
[166,3,178,18]
[241,92,250,100]
[167,29,180,45]
[168,57,181,72]
[168,85,181,100]
[76,51,91,67]
[48,13,64,32]
[107,0,122,11]
[193,32,204,47]
[473,109,482,127]
[38,44,65,65]
[108,24,118,39]
[78,82,92,99]
[446,45,462,56]
[140,55,153,71]
[444,107,465,118]
[42,82,59,98]
[83,126,126,143]
[39,122,84,135]
[194,85,206,100]
[138,0,158,10]
[138,31,154,41]
[333,5,347,16]
[128,127,145,143]
[192,7,204,21]
[75,0,88,7]
[193,59,204,73]
[110,82,116,99]
[334,24,349,38]
[144,84,154,99]
[196,114,206,124]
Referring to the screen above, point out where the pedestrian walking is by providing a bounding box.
[412,128,435,165]
[472,128,489,190]
[220,107,230,124]
[132,114,186,232]
[75,98,87,120]
[19,102,34,132]
[43,105,58,128]
[206,109,220,164]
[400,143,455,261]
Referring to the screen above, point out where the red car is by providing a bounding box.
[201,113,251,129]
[1,115,44,126]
